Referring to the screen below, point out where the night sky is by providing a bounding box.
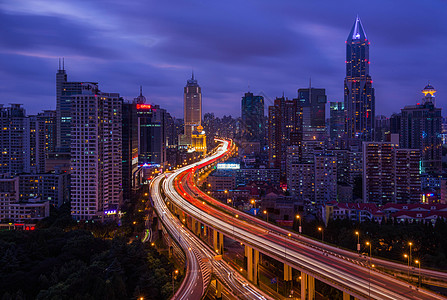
[1,0,446,118]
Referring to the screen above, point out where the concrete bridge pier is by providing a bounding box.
[301,272,315,300]
[213,230,224,254]
[245,245,259,284]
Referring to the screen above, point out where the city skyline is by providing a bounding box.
[1,1,446,119]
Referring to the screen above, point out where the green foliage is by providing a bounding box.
[0,229,174,300]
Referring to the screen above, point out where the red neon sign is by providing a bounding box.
[137,104,152,110]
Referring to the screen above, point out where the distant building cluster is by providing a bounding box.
[1,16,446,226]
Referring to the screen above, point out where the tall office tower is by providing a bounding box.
[137,103,167,167]
[400,84,442,174]
[297,87,327,141]
[329,102,345,144]
[241,92,264,143]
[71,93,122,220]
[0,104,26,175]
[344,16,375,141]
[56,61,98,152]
[183,73,202,145]
[363,142,421,204]
[268,97,302,178]
[122,100,139,202]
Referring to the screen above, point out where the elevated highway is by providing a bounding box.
[162,139,446,300]
[150,174,271,300]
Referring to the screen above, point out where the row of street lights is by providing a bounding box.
[356,232,421,288]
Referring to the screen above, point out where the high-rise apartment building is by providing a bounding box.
[297,87,327,141]
[363,142,395,204]
[344,17,375,141]
[70,92,122,220]
[363,142,421,204]
[183,73,202,145]
[394,149,422,203]
[268,97,302,177]
[0,104,26,175]
[314,154,337,204]
[400,85,442,174]
[37,110,57,158]
[0,104,48,175]
[329,102,345,145]
[241,92,264,143]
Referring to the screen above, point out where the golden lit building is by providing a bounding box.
[191,125,207,155]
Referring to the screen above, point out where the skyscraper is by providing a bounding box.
[268,96,302,177]
[297,87,327,141]
[400,84,442,174]
[56,61,98,152]
[137,102,167,167]
[344,16,375,141]
[71,92,122,220]
[183,73,202,145]
[241,92,264,143]
[122,99,139,202]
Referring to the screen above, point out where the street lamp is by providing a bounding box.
[250,199,256,209]
[318,227,323,242]
[296,214,302,233]
[408,242,413,272]
[366,241,372,266]
[404,254,410,279]
[263,210,268,223]
[172,269,178,295]
[366,241,372,299]
[355,231,360,254]
[415,260,421,288]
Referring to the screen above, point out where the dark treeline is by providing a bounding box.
[0,228,174,300]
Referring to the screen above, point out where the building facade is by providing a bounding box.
[183,73,202,145]
[56,63,98,152]
[400,85,442,174]
[297,87,327,141]
[241,92,264,143]
[344,17,375,141]
[70,92,122,220]
[363,142,421,204]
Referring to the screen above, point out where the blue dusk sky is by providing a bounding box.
[1,0,446,118]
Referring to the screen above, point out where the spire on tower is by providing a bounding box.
[347,15,368,41]
[140,85,143,97]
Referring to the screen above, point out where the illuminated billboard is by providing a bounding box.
[216,163,240,170]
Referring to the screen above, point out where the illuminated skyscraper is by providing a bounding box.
[344,16,375,141]
[183,73,202,145]
[400,85,442,174]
